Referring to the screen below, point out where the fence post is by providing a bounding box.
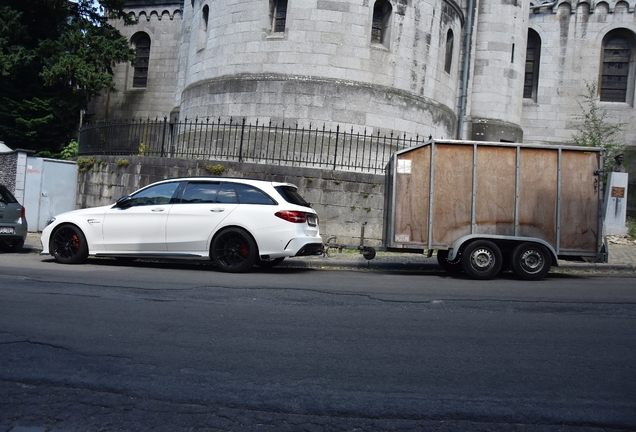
[333,124,340,170]
[160,117,168,157]
[239,117,246,162]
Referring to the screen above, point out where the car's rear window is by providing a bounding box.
[0,185,18,204]
[234,183,276,205]
[275,186,312,208]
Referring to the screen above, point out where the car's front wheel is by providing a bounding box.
[211,228,257,273]
[50,224,88,264]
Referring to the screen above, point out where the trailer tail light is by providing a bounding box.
[275,210,307,223]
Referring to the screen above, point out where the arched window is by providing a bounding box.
[444,29,454,73]
[524,29,541,100]
[600,30,634,103]
[131,33,150,88]
[371,0,392,47]
[270,0,288,33]
[198,5,209,50]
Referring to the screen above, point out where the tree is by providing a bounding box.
[0,0,135,152]
[571,81,626,159]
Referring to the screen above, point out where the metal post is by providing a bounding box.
[239,117,246,162]
[160,117,167,157]
[333,124,339,170]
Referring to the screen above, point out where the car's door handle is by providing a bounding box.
[151,208,165,212]
[210,208,225,213]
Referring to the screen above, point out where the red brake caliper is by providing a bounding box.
[71,235,79,250]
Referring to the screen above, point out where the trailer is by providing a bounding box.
[356,139,607,280]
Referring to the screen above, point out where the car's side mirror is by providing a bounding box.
[115,195,133,209]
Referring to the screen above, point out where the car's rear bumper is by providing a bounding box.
[294,242,325,256]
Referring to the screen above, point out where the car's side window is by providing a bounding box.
[130,182,181,207]
[181,182,221,203]
[234,183,277,205]
[216,183,239,203]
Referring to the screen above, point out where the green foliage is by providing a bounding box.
[117,158,130,167]
[628,218,636,239]
[34,140,76,159]
[0,0,135,152]
[571,81,626,159]
[76,156,95,172]
[137,142,147,156]
[205,164,226,175]
[60,140,78,160]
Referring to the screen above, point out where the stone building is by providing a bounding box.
[90,0,636,148]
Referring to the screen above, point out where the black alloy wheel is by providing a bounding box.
[50,224,89,264]
[211,228,257,273]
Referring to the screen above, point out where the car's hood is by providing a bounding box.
[53,203,115,220]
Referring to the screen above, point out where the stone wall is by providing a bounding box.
[0,153,18,191]
[521,2,636,146]
[76,156,387,246]
[89,5,183,120]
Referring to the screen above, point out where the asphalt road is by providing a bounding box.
[1,252,635,431]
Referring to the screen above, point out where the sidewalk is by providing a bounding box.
[24,232,636,272]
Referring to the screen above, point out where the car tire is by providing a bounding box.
[211,228,257,273]
[256,257,285,268]
[436,249,462,274]
[50,224,89,264]
[511,242,551,281]
[0,239,24,253]
[461,240,502,280]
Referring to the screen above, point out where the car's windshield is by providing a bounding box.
[275,186,311,208]
[0,185,18,204]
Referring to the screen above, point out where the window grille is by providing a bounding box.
[371,0,392,46]
[198,5,209,50]
[444,30,454,73]
[133,34,150,88]
[272,0,288,33]
[601,36,631,102]
[524,30,541,100]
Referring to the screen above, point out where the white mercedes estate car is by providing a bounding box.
[41,178,323,272]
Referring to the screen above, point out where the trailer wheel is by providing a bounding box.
[511,242,551,281]
[436,250,462,274]
[361,247,376,260]
[461,240,502,280]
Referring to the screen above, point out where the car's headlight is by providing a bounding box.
[45,217,56,227]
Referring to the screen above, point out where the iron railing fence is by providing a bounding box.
[78,117,425,174]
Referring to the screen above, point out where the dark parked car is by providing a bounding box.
[0,184,28,252]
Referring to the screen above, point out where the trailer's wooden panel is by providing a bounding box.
[393,146,431,244]
[518,148,558,246]
[387,140,601,259]
[560,150,599,252]
[431,144,473,245]
[475,146,516,236]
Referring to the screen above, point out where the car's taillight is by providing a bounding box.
[275,210,307,223]
[20,206,25,219]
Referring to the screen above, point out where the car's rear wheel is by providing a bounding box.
[50,224,88,264]
[211,228,257,273]
[0,239,24,253]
